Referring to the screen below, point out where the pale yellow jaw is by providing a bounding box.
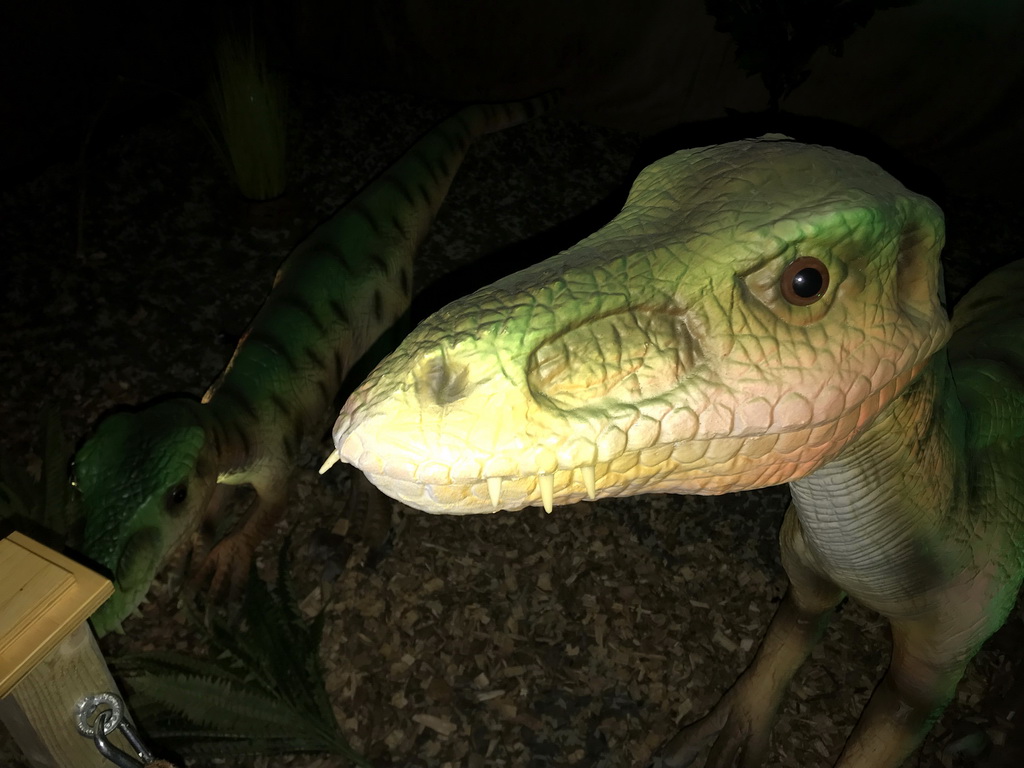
[331,361,930,515]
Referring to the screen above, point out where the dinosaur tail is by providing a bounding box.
[947,260,1024,460]
[948,260,1024,374]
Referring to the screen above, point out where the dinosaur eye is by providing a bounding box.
[165,482,188,511]
[781,257,830,306]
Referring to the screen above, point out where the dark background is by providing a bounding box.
[3,0,1023,190]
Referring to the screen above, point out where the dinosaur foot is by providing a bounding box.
[656,685,777,768]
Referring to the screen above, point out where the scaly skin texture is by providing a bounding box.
[73,95,553,637]
[330,137,1024,767]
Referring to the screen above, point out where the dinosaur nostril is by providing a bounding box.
[417,351,471,405]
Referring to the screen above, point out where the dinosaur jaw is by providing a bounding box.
[333,361,923,514]
[341,439,812,515]
[88,526,166,636]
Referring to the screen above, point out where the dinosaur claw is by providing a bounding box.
[187,534,255,615]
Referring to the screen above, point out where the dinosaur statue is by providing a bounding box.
[325,135,1024,767]
[72,94,553,638]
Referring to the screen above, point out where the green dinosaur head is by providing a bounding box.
[333,137,950,514]
[74,399,216,636]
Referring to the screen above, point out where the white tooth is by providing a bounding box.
[319,450,341,475]
[487,476,503,509]
[538,474,554,514]
[581,465,597,500]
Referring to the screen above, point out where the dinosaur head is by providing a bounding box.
[74,399,216,636]
[331,137,949,514]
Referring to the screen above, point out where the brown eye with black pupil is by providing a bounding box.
[781,256,830,306]
[166,483,188,509]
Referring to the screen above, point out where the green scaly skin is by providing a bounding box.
[331,137,1024,767]
[73,95,554,637]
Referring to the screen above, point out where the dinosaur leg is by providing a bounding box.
[661,504,844,767]
[833,618,974,768]
[172,482,237,587]
[191,475,290,602]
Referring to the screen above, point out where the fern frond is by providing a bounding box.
[128,672,306,734]
[113,650,250,687]
[116,538,371,765]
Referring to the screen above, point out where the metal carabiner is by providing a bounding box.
[92,710,144,768]
[75,692,156,767]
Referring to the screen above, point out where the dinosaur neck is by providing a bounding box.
[196,395,269,476]
[788,355,970,611]
[192,101,529,478]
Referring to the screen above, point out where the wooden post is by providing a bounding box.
[0,531,138,767]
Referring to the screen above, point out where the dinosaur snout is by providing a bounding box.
[527,308,700,410]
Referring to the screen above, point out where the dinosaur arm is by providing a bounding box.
[192,465,293,600]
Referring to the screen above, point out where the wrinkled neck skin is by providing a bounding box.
[202,396,274,481]
[789,354,970,615]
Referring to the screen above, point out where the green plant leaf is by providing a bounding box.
[116,538,371,766]
[128,672,310,734]
[114,650,251,687]
[208,27,287,200]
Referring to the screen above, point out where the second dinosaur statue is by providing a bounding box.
[73,95,553,637]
